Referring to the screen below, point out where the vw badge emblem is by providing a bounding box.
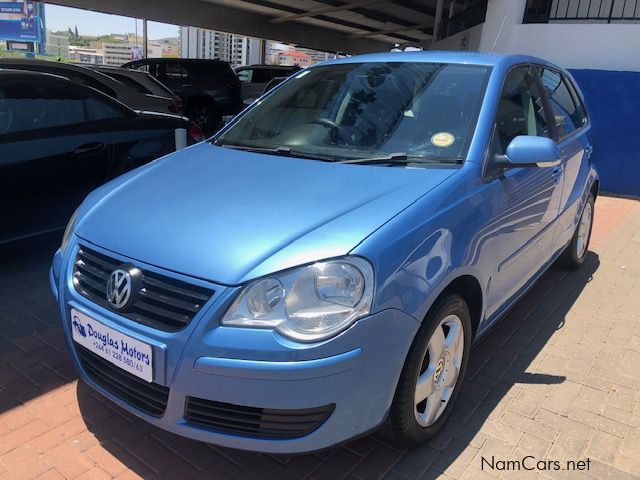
[107,269,132,309]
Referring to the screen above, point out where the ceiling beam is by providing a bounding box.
[43,0,394,53]
[240,0,426,43]
[308,0,433,37]
[269,0,382,24]
[350,21,434,38]
[389,0,437,17]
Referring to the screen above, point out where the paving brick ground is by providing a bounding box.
[1,195,639,480]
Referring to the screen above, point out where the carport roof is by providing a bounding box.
[46,0,441,53]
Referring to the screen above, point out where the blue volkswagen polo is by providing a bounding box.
[51,52,598,453]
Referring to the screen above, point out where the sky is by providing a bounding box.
[45,4,180,40]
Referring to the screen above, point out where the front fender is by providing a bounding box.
[354,166,496,326]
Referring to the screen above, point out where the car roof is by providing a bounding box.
[235,64,298,70]
[319,51,562,71]
[0,67,71,82]
[87,65,149,77]
[127,58,228,65]
[0,58,104,72]
[0,58,130,84]
[0,67,136,114]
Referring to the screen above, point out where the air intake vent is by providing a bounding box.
[185,397,334,439]
[77,346,169,417]
[73,246,214,332]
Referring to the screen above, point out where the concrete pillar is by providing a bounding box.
[143,18,148,58]
[432,0,445,43]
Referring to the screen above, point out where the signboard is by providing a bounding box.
[0,1,40,42]
[6,39,33,51]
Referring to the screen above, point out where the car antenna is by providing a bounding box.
[490,15,508,52]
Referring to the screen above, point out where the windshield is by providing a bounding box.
[216,62,491,165]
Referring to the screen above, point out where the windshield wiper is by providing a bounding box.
[217,143,293,155]
[339,153,465,165]
[338,153,411,165]
[214,142,337,162]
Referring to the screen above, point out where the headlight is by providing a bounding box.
[60,207,79,255]
[221,257,374,342]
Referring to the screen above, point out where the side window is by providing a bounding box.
[252,69,272,83]
[84,95,127,121]
[132,63,149,73]
[236,69,253,83]
[562,74,588,128]
[0,81,85,135]
[165,63,187,79]
[494,65,551,153]
[538,68,584,139]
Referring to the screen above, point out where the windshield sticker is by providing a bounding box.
[431,132,455,148]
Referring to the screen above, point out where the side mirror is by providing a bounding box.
[495,135,561,168]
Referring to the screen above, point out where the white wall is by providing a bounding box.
[492,23,640,71]
[431,23,483,52]
[432,0,640,72]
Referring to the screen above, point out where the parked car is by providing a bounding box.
[0,69,204,245]
[261,76,288,96]
[80,64,184,114]
[51,52,597,453]
[234,64,300,105]
[0,59,183,115]
[123,58,243,135]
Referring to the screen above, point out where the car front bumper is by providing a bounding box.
[51,239,419,453]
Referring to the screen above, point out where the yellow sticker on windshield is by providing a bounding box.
[431,132,455,148]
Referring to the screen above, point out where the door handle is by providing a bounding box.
[551,165,563,182]
[74,142,105,156]
[585,146,593,157]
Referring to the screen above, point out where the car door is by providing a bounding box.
[484,65,564,319]
[83,95,180,177]
[0,79,112,243]
[536,67,591,250]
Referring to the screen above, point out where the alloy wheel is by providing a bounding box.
[576,201,593,259]
[414,314,464,427]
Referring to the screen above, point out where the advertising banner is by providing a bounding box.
[0,1,40,42]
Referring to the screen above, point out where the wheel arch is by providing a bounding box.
[431,275,483,340]
[184,94,219,112]
[590,179,600,199]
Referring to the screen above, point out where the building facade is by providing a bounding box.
[179,26,260,66]
[45,31,69,57]
[430,0,640,196]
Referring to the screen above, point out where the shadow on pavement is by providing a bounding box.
[77,252,600,479]
[0,232,78,414]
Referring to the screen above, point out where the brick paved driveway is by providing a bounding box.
[1,196,639,480]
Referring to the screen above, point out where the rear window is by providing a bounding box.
[53,68,118,99]
[146,75,176,96]
[104,71,152,95]
[183,62,236,80]
[538,68,587,139]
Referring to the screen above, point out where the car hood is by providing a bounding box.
[76,143,458,285]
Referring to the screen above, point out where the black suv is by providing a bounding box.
[123,58,242,134]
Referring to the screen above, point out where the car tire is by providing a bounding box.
[386,294,472,446]
[186,100,221,136]
[559,193,595,268]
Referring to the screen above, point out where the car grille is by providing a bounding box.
[184,397,335,439]
[77,345,169,417]
[73,246,214,332]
